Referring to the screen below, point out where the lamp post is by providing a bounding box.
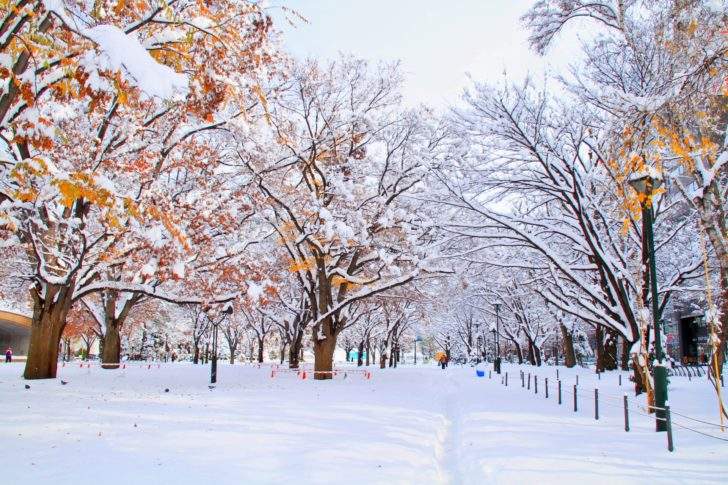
[494,303,502,374]
[629,172,668,432]
[211,303,234,385]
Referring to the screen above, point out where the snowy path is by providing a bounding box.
[1,362,727,484]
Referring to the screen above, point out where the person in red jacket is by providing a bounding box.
[5,348,12,363]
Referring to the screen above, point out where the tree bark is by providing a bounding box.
[288,332,303,369]
[527,339,536,365]
[620,338,630,371]
[357,341,364,366]
[193,344,200,364]
[24,283,74,379]
[560,323,577,368]
[229,344,237,365]
[313,335,336,380]
[596,324,618,372]
[257,338,264,363]
[101,322,121,368]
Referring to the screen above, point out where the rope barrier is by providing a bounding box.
[671,420,728,443]
[669,411,727,429]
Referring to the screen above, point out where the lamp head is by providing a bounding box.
[628,171,663,195]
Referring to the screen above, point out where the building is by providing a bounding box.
[0,310,31,357]
[665,304,709,365]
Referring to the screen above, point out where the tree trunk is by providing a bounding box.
[365,340,370,366]
[229,344,237,365]
[193,343,200,364]
[101,322,121,368]
[715,266,728,376]
[596,325,618,372]
[313,335,336,380]
[380,351,387,369]
[257,338,264,363]
[204,343,209,364]
[509,339,524,364]
[288,333,302,369]
[560,324,577,368]
[24,283,74,380]
[357,341,364,366]
[620,338,630,371]
[595,324,605,371]
[84,339,92,361]
[527,339,536,365]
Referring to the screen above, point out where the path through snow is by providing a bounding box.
[1,362,726,484]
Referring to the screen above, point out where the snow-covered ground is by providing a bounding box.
[1,361,726,484]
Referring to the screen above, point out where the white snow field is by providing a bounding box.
[1,362,726,484]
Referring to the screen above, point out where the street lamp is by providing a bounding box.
[494,303,502,374]
[210,303,234,385]
[629,172,668,432]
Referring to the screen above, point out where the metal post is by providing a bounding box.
[414,339,417,365]
[545,378,549,399]
[558,380,562,405]
[573,384,578,412]
[623,394,630,432]
[527,373,531,390]
[521,371,525,388]
[556,369,559,380]
[595,388,599,420]
[665,404,674,452]
[505,372,508,386]
[576,375,579,386]
[535,375,538,394]
[644,198,668,432]
[619,374,622,386]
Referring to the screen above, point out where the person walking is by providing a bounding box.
[5,347,12,363]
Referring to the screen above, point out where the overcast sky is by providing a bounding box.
[270,1,581,108]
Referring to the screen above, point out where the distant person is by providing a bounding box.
[5,347,12,363]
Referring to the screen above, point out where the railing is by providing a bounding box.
[478,367,727,452]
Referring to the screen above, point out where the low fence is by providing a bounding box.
[478,367,727,452]
[270,365,372,380]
